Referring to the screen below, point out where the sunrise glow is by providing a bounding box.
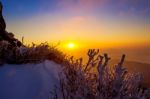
[3,0,150,63]
[67,42,75,49]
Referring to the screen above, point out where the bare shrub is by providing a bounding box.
[53,49,149,99]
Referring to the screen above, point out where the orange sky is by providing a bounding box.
[7,14,150,49]
[3,0,150,63]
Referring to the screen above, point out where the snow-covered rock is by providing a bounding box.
[0,60,61,99]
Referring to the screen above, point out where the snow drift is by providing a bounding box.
[0,60,61,99]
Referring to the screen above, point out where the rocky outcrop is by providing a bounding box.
[0,1,22,47]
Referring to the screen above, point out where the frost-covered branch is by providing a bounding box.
[54,49,150,99]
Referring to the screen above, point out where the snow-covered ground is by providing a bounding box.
[0,60,61,99]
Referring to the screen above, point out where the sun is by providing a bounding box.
[67,43,75,49]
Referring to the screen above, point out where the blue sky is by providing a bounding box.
[1,0,150,20]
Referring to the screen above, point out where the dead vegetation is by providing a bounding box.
[0,41,65,65]
[51,49,150,99]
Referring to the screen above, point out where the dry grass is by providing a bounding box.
[0,41,65,64]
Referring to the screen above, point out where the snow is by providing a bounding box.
[0,60,61,99]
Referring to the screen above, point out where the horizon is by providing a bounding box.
[1,0,150,63]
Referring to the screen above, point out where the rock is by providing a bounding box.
[0,1,22,47]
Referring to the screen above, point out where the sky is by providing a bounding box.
[1,0,150,49]
[1,0,150,63]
